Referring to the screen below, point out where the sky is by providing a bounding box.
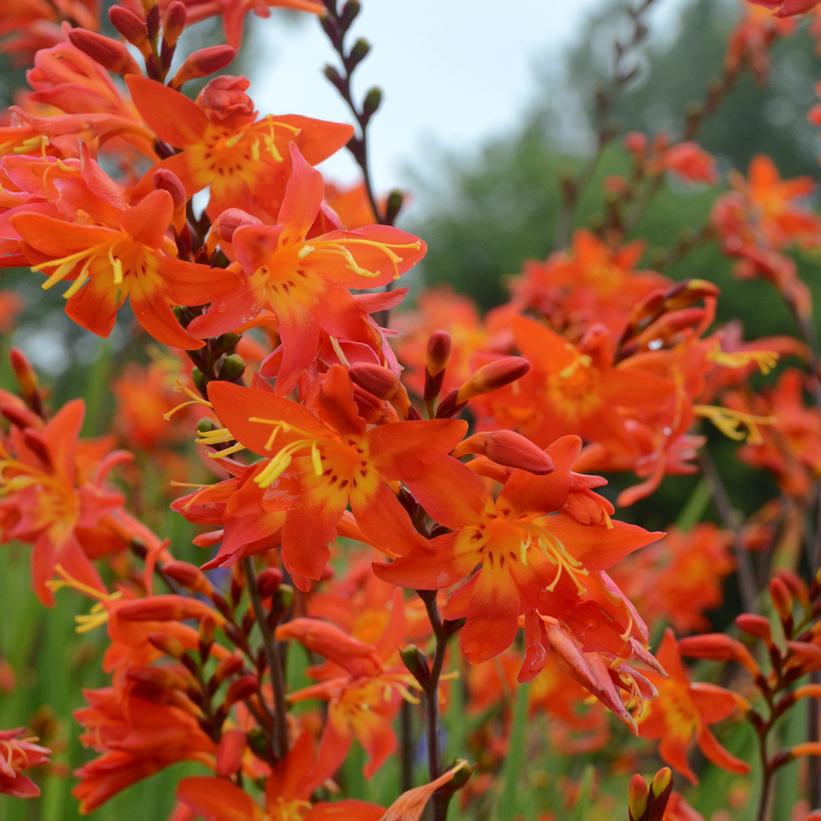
[250,0,609,190]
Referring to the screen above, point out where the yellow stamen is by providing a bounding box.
[694,404,775,445]
[46,565,123,634]
[246,417,325,488]
[311,237,421,280]
[163,383,212,421]
[708,344,778,375]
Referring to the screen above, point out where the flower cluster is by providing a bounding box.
[0,0,818,817]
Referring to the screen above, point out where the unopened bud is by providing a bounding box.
[211,332,241,357]
[347,37,370,71]
[650,766,672,798]
[256,567,283,598]
[225,675,258,707]
[340,0,361,29]
[162,561,211,595]
[214,654,244,685]
[400,644,430,686]
[735,614,772,643]
[678,634,759,675]
[627,774,649,820]
[68,29,142,75]
[171,45,236,88]
[349,363,399,399]
[426,330,451,377]
[385,188,404,224]
[218,354,246,381]
[109,6,149,49]
[117,594,219,624]
[153,169,187,210]
[10,348,41,414]
[770,577,794,624]
[216,729,245,776]
[362,86,382,120]
[456,356,529,403]
[147,632,186,658]
[162,1,187,47]
[454,430,554,475]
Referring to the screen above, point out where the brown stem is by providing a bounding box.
[243,557,289,760]
[417,590,463,821]
[553,0,658,247]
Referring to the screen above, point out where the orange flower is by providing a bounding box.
[0,394,139,603]
[474,316,674,449]
[727,369,821,499]
[375,441,662,666]
[281,609,420,785]
[638,630,750,784]
[509,230,669,336]
[0,728,50,798]
[189,146,426,391]
[201,367,465,585]
[127,75,351,221]
[10,153,238,348]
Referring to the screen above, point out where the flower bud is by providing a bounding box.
[153,169,187,210]
[161,561,211,595]
[426,330,451,377]
[117,595,220,624]
[385,188,404,224]
[678,634,759,675]
[10,348,42,414]
[197,75,254,121]
[650,766,672,798]
[349,363,410,413]
[399,644,430,686]
[256,567,283,598]
[735,614,772,643]
[456,356,530,403]
[162,1,187,47]
[147,632,186,658]
[627,774,649,821]
[68,29,142,75]
[218,354,246,381]
[213,654,244,685]
[362,86,382,120]
[454,430,554,475]
[769,576,794,624]
[171,45,236,88]
[225,675,258,707]
[216,730,245,776]
[109,5,149,50]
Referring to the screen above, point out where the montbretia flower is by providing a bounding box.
[189,145,426,391]
[0,728,50,798]
[638,630,750,784]
[0,395,139,603]
[280,613,420,785]
[202,366,465,586]
[474,316,674,449]
[375,445,662,663]
[127,75,352,221]
[11,156,238,348]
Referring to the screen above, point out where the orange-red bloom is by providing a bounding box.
[638,630,750,783]
[202,367,464,585]
[189,146,425,391]
[0,728,50,798]
[10,154,237,348]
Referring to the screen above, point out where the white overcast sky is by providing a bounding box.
[249,0,612,189]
